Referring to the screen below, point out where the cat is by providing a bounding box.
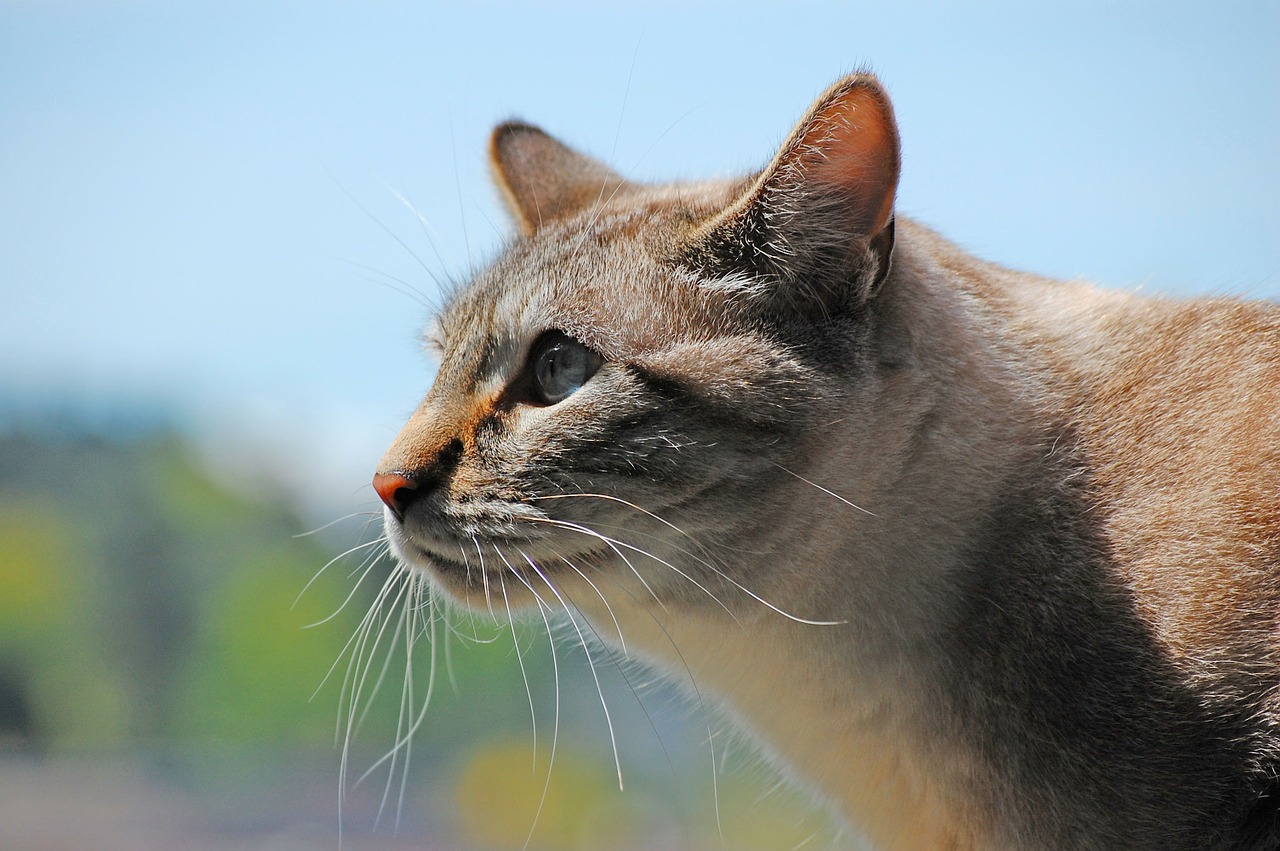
[371,73,1280,849]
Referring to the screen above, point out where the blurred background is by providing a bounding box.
[1,1,1276,848]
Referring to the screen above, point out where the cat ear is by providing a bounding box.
[489,122,627,236]
[687,74,901,309]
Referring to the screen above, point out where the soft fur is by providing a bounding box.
[374,74,1280,849]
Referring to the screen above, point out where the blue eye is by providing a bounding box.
[531,332,603,404]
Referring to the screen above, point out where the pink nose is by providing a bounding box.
[373,472,419,519]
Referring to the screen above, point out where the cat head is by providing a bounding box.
[373,74,900,612]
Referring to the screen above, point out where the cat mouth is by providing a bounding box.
[390,537,492,584]
[391,531,611,591]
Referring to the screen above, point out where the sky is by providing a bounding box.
[2,0,1277,521]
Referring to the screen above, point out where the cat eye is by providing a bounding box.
[528,331,603,405]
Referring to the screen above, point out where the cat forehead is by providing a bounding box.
[437,219,709,353]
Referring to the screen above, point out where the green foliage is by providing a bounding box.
[0,499,127,742]
[176,544,356,743]
[0,426,363,748]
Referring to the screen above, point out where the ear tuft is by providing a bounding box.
[489,122,626,236]
[686,74,901,311]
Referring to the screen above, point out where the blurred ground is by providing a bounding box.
[0,753,442,851]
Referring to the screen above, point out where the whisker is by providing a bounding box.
[519,549,624,792]
[476,535,497,618]
[390,574,424,830]
[500,571,538,774]
[607,36,641,174]
[571,33,641,247]
[557,549,628,656]
[294,510,380,538]
[526,516,666,610]
[441,592,461,696]
[327,168,446,290]
[555,549,727,843]
[328,255,438,311]
[545,556,707,814]
[530,491,722,563]
[335,570,404,711]
[532,517,732,619]
[537,515,845,627]
[496,549,563,851]
[788,827,822,850]
[371,573,417,829]
[386,185,453,293]
[397,574,433,827]
[768,461,879,518]
[447,109,475,279]
[336,563,412,838]
[349,572,414,744]
[299,538,389,625]
[532,488,772,573]
[297,536,384,605]
[356,574,441,793]
[315,555,400,703]
[374,571,428,829]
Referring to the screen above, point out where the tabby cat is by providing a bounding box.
[371,74,1280,849]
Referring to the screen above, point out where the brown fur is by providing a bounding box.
[374,74,1280,849]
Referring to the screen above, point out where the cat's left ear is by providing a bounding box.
[489,122,626,236]
[686,74,901,309]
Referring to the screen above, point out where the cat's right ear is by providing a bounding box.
[489,122,626,236]
[684,74,901,312]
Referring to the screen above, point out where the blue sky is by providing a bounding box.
[1,0,1277,518]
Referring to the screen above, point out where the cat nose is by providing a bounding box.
[373,472,420,520]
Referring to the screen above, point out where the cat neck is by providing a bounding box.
[564,221,1055,848]
[568,219,1264,848]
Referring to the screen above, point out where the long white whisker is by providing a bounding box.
[304,544,390,631]
[339,570,414,821]
[356,574,441,793]
[296,537,386,614]
[393,573,423,831]
[317,555,399,703]
[495,548,562,851]
[349,573,414,744]
[519,549,624,792]
[372,572,416,829]
[532,517,732,619]
[382,571,427,830]
[328,169,445,290]
[500,571,538,774]
[769,461,879,518]
[387,185,453,293]
[476,536,497,618]
[527,517,666,609]
[336,563,410,839]
[326,254,438,310]
[571,555,727,843]
[447,110,474,278]
[539,516,845,627]
[789,828,822,850]
[441,592,460,696]
[530,491,724,563]
[294,510,379,539]
[395,573,431,826]
[557,550,628,656]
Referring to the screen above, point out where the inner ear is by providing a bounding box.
[686,74,902,308]
[777,78,900,237]
[489,122,628,236]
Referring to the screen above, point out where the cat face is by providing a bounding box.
[374,75,900,613]
[375,206,816,609]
